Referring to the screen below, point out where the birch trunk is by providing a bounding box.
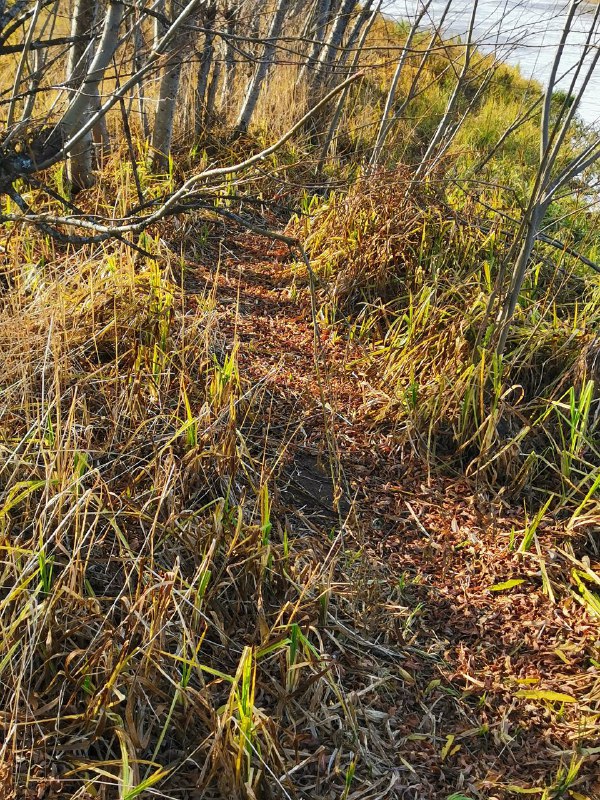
[309,0,355,92]
[150,0,187,170]
[65,0,97,190]
[220,1,239,114]
[296,0,331,87]
[195,0,217,135]
[62,0,123,190]
[234,0,288,135]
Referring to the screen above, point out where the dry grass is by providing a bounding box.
[0,228,417,799]
[294,169,599,507]
[1,200,598,798]
[0,7,598,800]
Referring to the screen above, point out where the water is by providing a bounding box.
[386,0,600,127]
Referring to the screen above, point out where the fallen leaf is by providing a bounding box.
[489,578,526,591]
[515,689,577,703]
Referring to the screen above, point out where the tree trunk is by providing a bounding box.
[233,0,288,135]
[318,0,380,173]
[372,0,453,170]
[296,0,331,87]
[496,203,548,353]
[195,0,217,136]
[66,0,97,190]
[220,1,239,115]
[309,0,355,92]
[414,0,478,180]
[150,60,184,171]
[150,0,188,171]
[62,0,123,191]
[338,0,374,67]
[132,8,149,139]
[206,59,221,123]
[153,0,165,47]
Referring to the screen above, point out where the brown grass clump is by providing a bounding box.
[293,167,497,310]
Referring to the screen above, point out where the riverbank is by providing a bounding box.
[388,0,600,126]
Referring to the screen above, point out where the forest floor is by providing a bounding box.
[182,230,600,799]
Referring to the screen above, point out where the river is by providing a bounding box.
[386,0,600,127]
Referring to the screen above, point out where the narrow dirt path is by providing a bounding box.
[187,233,600,799]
